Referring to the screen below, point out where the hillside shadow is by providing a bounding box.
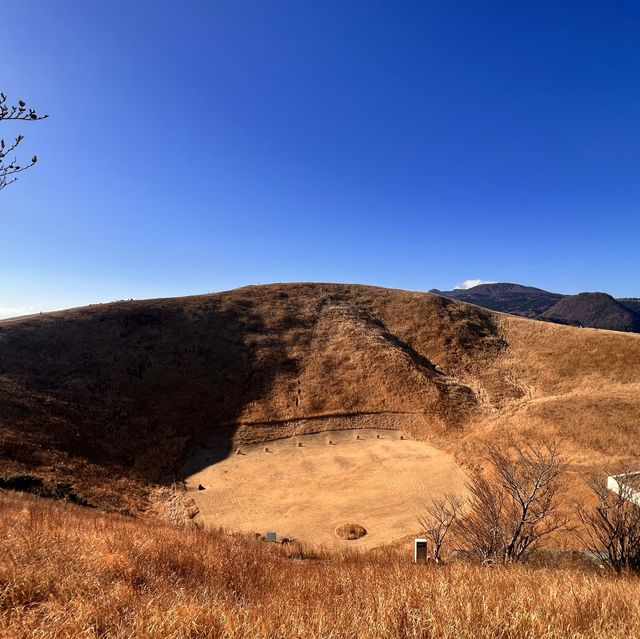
[0,294,305,489]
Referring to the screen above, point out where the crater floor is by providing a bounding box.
[184,428,468,549]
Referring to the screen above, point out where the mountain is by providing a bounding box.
[432,283,640,333]
[541,292,640,332]
[1,283,639,515]
[429,283,564,317]
[620,298,640,315]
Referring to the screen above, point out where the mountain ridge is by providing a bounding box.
[431,282,640,332]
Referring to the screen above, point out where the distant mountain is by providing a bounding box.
[620,298,640,315]
[429,283,563,318]
[431,283,640,333]
[541,293,640,332]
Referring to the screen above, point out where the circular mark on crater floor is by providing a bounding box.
[335,523,367,540]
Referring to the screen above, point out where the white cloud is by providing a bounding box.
[454,279,497,290]
[0,306,39,320]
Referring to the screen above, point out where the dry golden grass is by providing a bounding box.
[3,490,640,639]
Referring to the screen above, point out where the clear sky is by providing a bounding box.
[2,1,639,317]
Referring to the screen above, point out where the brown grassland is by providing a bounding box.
[3,491,640,639]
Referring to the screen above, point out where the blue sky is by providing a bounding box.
[2,1,639,317]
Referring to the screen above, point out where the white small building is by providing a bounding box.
[607,472,640,507]
[414,538,428,563]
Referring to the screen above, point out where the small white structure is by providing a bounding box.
[607,472,640,507]
[414,538,428,563]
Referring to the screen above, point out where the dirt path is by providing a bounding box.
[185,428,468,549]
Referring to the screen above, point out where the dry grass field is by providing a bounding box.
[3,491,640,639]
[184,428,468,548]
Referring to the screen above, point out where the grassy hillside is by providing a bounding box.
[2,490,640,639]
[1,283,639,512]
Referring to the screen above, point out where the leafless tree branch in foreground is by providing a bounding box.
[456,440,569,564]
[418,493,465,564]
[0,92,48,191]
[575,471,640,574]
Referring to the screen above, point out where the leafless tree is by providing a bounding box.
[0,92,48,190]
[455,473,506,564]
[456,440,569,564]
[418,493,465,564]
[575,471,640,574]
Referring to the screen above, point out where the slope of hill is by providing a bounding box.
[541,292,640,332]
[620,298,640,315]
[433,283,640,332]
[0,282,639,515]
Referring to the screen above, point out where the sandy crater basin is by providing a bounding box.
[185,428,468,549]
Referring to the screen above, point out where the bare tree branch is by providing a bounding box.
[575,469,640,574]
[418,493,465,564]
[455,439,569,564]
[0,92,48,191]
